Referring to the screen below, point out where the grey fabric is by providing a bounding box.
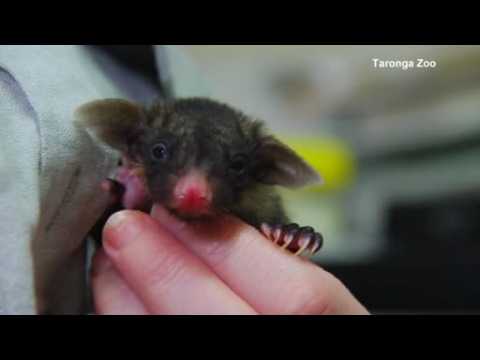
[0,70,39,314]
[0,45,208,314]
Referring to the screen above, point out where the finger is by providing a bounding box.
[151,205,368,315]
[102,210,257,315]
[91,248,149,315]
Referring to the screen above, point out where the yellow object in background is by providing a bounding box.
[279,136,357,192]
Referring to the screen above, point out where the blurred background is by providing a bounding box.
[181,45,480,314]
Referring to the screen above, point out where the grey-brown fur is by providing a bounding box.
[75,97,321,230]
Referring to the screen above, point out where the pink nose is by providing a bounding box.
[179,188,209,212]
[173,170,212,215]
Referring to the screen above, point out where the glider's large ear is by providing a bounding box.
[74,99,146,152]
[254,136,322,188]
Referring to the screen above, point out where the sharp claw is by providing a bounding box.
[309,233,323,255]
[272,225,283,244]
[294,236,311,256]
[262,223,324,256]
[309,244,318,255]
[261,223,272,239]
[278,224,298,247]
[281,232,295,249]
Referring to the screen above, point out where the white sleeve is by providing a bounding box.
[0,46,122,314]
[0,70,41,314]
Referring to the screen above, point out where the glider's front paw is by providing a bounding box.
[260,223,323,256]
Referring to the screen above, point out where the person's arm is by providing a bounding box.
[0,69,40,314]
[91,205,368,315]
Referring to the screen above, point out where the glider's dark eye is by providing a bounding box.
[151,142,168,162]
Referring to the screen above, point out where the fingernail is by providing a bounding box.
[103,211,138,251]
[105,211,129,230]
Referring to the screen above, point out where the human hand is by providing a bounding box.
[91,205,369,315]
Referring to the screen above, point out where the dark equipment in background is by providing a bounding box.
[328,190,480,314]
